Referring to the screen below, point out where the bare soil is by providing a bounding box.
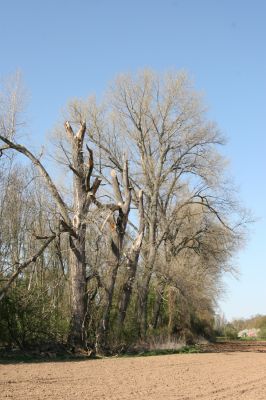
[1,345,266,399]
[200,340,266,353]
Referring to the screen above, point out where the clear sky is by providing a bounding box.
[1,0,265,321]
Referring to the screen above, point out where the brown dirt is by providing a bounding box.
[1,350,266,399]
[199,340,266,353]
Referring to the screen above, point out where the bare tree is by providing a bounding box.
[82,70,246,336]
[0,70,248,350]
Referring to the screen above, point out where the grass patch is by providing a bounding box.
[0,348,100,364]
[123,345,200,358]
[0,344,200,364]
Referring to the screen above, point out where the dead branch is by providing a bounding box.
[0,235,56,301]
[0,134,71,226]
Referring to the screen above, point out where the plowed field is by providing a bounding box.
[200,340,266,353]
[1,344,266,399]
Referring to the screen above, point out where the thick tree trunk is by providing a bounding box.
[118,262,137,326]
[64,121,97,350]
[138,244,156,338]
[117,253,139,326]
[138,188,158,337]
[101,261,119,336]
[68,228,87,348]
[99,228,121,347]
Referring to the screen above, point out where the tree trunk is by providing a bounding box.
[99,227,121,347]
[138,268,153,338]
[68,227,87,348]
[101,261,119,337]
[99,164,132,348]
[138,188,158,338]
[64,121,96,350]
[118,263,136,326]
[152,284,165,330]
[117,253,139,326]
[117,190,144,327]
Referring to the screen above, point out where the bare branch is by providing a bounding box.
[0,235,56,301]
[91,177,102,195]
[85,145,94,191]
[75,120,86,141]
[64,121,74,141]
[0,134,71,226]
[69,164,82,178]
[111,169,123,205]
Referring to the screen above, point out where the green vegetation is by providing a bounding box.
[130,345,200,357]
[215,315,266,341]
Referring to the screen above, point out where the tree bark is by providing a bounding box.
[152,284,165,330]
[65,121,95,349]
[138,268,153,337]
[100,224,121,340]
[68,226,87,348]
[99,163,131,347]
[117,252,140,326]
[117,190,145,326]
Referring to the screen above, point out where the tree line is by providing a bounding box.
[0,70,247,353]
[215,314,266,340]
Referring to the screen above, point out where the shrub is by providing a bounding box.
[0,284,69,349]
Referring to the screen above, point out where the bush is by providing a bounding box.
[0,284,69,349]
[223,324,238,340]
[259,326,266,339]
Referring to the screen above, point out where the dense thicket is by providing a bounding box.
[0,71,247,353]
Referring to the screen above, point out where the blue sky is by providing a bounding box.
[1,0,265,321]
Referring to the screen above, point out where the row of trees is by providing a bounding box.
[0,70,247,352]
[215,314,266,339]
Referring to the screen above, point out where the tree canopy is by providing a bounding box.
[0,70,248,353]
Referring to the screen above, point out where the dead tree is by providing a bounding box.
[0,121,101,349]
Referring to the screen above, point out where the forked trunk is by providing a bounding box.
[117,253,139,326]
[98,165,132,348]
[117,190,144,327]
